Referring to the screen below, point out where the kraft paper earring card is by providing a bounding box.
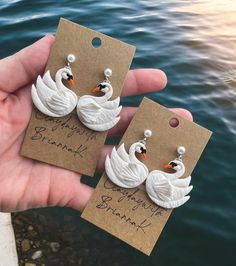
[21,18,135,176]
[82,97,212,255]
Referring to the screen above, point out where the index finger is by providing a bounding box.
[121,69,167,97]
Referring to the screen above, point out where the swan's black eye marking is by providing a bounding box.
[140,147,146,153]
[98,84,106,90]
[66,73,73,80]
[170,162,177,167]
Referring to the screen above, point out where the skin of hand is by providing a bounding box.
[0,35,193,213]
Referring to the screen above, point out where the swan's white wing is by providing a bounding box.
[42,70,58,91]
[46,90,78,116]
[105,147,147,188]
[109,147,129,175]
[79,104,121,124]
[35,75,55,102]
[116,143,130,163]
[82,116,121,131]
[148,194,190,209]
[150,181,192,203]
[166,175,193,201]
[32,84,59,117]
[171,176,191,187]
[79,94,106,105]
[146,171,193,209]
[32,75,77,117]
[149,172,192,199]
[78,95,119,108]
[77,96,121,131]
[32,76,60,116]
[105,148,131,188]
[78,96,100,108]
[152,179,172,202]
[146,171,173,202]
[109,148,141,182]
[105,156,130,188]
[170,184,193,201]
[77,97,101,118]
[120,163,148,184]
[100,97,120,109]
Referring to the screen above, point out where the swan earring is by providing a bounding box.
[77,68,122,131]
[31,54,78,117]
[146,146,193,209]
[105,129,152,188]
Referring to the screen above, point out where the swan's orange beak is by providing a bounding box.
[164,164,172,169]
[92,86,100,93]
[69,79,75,88]
[140,153,147,161]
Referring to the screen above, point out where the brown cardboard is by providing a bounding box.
[20,18,136,176]
[82,97,212,255]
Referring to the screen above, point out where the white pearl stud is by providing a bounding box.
[67,54,76,63]
[144,129,152,138]
[177,146,186,155]
[104,68,112,77]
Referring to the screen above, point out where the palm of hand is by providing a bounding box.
[0,35,192,213]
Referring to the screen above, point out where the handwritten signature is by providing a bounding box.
[103,178,167,217]
[94,178,168,234]
[35,111,97,141]
[31,127,87,158]
[96,195,151,234]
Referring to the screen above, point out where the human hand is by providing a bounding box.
[0,35,192,212]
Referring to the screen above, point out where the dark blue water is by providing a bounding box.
[1,0,235,265]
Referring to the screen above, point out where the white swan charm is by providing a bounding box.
[76,68,122,131]
[105,143,149,188]
[105,129,152,188]
[31,54,78,117]
[146,146,193,209]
